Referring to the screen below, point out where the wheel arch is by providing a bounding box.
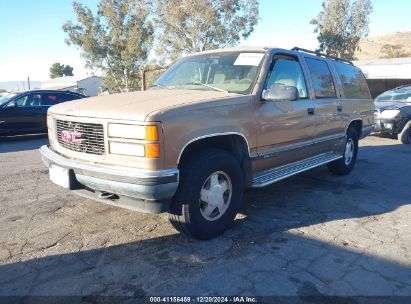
[177,133,253,187]
[346,119,363,137]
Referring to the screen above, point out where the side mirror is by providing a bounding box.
[5,101,16,108]
[262,84,299,102]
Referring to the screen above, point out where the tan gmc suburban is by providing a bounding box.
[40,47,374,239]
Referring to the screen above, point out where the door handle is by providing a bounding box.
[307,108,315,115]
[337,105,343,112]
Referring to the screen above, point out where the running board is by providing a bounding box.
[252,152,342,188]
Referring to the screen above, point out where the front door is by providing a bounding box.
[0,93,44,135]
[255,54,316,172]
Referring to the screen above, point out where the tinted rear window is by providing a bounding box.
[333,61,371,99]
[305,58,337,98]
[58,93,82,102]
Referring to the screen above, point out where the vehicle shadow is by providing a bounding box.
[241,140,411,232]
[0,134,48,153]
[0,142,410,298]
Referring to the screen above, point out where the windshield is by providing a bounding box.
[0,93,17,106]
[153,51,266,94]
[375,88,411,103]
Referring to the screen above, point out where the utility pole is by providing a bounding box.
[141,68,146,91]
[27,77,31,90]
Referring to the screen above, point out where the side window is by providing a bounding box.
[39,93,81,106]
[13,94,30,107]
[305,58,337,98]
[58,93,81,103]
[31,94,42,106]
[265,57,308,98]
[333,61,371,99]
[41,94,58,106]
[13,93,41,107]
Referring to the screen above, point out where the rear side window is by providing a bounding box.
[40,94,59,106]
[333,61,371,99]
[305,58,336,98]
[57,93,81,103]
[41,93,81,106]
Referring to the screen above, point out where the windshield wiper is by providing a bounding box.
[183,82,229,93]
[150,84,170,90]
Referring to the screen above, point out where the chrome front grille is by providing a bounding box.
[56,120,105,155]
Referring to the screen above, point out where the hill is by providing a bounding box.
[355,31,411,60]
[0,81,42,92]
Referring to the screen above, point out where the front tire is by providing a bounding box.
[169,148,244,240]
[327,127,359,176]
[398,121,411,144]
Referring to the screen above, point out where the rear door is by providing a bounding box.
[303,57,344,153]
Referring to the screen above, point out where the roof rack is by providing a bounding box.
[393,84,411,90]
[291,47,353,65]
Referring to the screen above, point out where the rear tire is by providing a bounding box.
[169,148,244,240]
[327,127,359,176]
[398,121,411,144]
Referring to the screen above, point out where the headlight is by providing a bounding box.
[380,110,400,119]
[109,141,160,158]
[109,141,145,157]
[108,123,145,139]
[108,124,159,140]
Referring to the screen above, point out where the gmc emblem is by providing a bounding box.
[61,130,82,143]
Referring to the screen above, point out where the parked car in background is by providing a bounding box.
[374,85,411,144]
[0,90,85,136]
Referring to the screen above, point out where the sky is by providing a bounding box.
[0,0,410,82]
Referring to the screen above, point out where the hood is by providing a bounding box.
[48,89,237,121]
[374,101,411,111]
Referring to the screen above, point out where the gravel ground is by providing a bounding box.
[0,134,410,301]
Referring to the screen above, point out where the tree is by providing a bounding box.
[310,0,373,60]
[380,44,410,58]
[49,63,74,79]
[63,0,154,92]
[154,0,259,61]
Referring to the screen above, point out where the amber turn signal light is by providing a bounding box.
[145,125,159,141]
[145,143,160,158]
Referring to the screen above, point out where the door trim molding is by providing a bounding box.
[253,133,345,161]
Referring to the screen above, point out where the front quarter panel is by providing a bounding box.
[147,95,257,170]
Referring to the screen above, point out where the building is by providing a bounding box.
[354,57,411,98]
[41,75,102,96]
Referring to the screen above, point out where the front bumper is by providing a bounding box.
[39,145,179,214]
[374,117,404,134]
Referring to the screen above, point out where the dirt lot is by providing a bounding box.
[0,135,410,300]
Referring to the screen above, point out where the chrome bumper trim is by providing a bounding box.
[39,145,179,203]
[39,145,178,180]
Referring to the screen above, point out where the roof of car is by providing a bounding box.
[42,75,100,83]
[11,89,84,96]
[186,46,352,64]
